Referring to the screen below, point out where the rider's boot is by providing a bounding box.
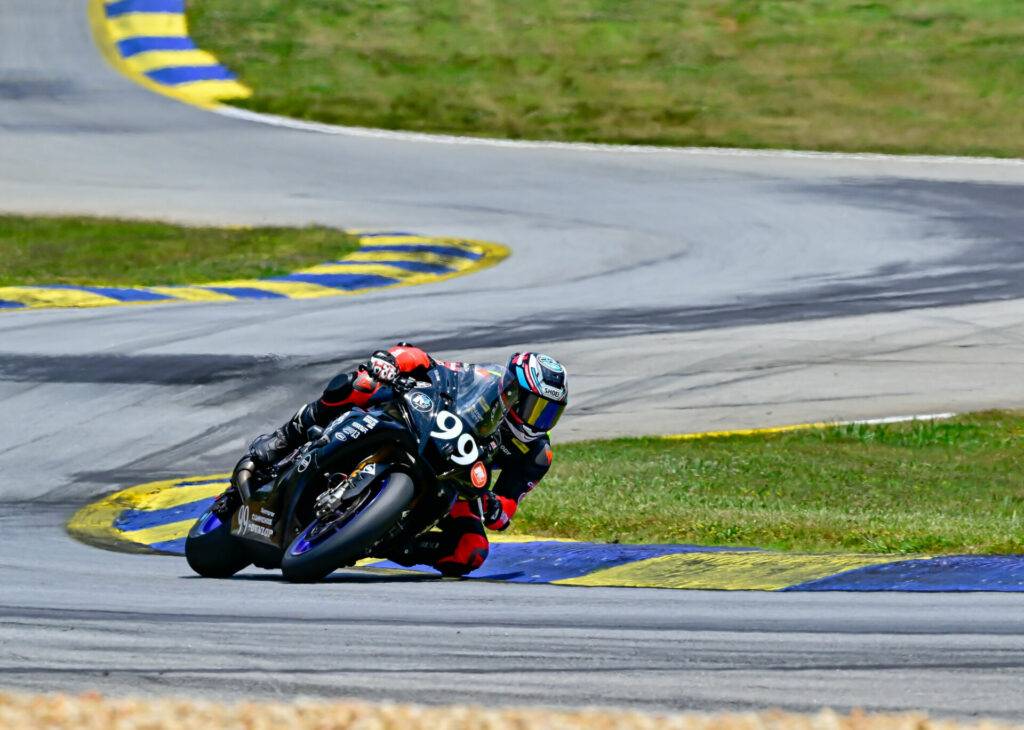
[385,533,443,568]
[213,404,317,518]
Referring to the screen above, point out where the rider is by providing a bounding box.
[213,344,568,577]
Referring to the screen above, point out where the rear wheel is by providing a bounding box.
[185,510,251,578]
[281,472,415,583]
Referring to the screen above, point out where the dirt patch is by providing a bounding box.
[0,692,1017,730]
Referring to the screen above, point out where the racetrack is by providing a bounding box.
[4,0,1024,719]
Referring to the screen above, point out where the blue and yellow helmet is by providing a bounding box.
[503,352,567,438]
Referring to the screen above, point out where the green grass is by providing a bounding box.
[515,411,1024,553]
[0,215,359,287]
[188,0,1024,156]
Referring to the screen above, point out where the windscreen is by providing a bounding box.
[451,365,515,438]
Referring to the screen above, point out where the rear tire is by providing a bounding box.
[281,472,415,583]
[185,510,251,578]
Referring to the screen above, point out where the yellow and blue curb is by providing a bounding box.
[67,467,1024,591]
[89,0,250,107]
[0,233,508,311]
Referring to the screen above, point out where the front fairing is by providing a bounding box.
[400,365,511,492]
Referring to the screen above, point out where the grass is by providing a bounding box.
[0,215,359,287]
[514,410,1024,554]
[187,0,1024,156]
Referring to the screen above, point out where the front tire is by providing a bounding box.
[185,510,251,578]
[281,472,415,583]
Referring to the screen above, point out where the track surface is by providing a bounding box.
[4,0,1024,719]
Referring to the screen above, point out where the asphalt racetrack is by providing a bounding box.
[4,0,1024,719]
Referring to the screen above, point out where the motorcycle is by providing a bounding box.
[185,363,516,582]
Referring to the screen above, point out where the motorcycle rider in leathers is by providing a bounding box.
[213,345,568,576]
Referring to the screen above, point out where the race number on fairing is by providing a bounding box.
[430,410,480,466]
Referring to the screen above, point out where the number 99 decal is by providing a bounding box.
[430,410,480,466]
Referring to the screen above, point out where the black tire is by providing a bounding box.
[185,510,251,578]
[281,472,415,583]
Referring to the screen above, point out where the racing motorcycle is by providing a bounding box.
[185,364,516,582]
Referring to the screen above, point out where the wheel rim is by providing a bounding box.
[289,475,390,556]
[194,510,223,536]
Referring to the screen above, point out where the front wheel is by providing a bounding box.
[185,510,251,578]
[281,472,415,583]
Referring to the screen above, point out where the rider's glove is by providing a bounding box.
[481,433,501,459]
[392,375,418,394]
[480,491,510,531]
[249,430,291,469]
[364,350,400,384]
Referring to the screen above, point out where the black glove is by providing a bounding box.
[480,433,501,459]
[480,491,510,531]
[364,350,399,383]
[249,430,292,468]
[392,375,418,394]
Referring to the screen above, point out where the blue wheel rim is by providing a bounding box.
[290,475,390,556]
[195,510,223,536]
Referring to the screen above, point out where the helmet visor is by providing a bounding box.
[516,392,565,433]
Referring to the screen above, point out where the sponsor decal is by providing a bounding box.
[363,415,379,428]
[297,454,312,473]
[360,463,377,477]
[343,426,359,438]
[541,384,565,400]
[237,505,275,539]
[538,354,564,372]
[335,431,348,442]
[470,461,488,488]
[250,507,276,526]
[410,392,433,412]
[352,422,369,435]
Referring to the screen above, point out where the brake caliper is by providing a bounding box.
[314,472,351,521]
[313,460,382,521]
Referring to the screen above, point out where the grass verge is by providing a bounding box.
[0,215,359,287]
[515,410,1024,554]
[188,0,1024,156]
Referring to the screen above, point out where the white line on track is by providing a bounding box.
[214,105,1024,167]
[669,412,958,440]
[852,412,957,425]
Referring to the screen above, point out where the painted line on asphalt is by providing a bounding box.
[0,232,508,311]
[88,0,249,107]
[68,412,1024,590]
[214,106,1024,167]
[661,412,957,441]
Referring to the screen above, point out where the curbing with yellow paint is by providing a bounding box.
[555,551,920,591]
[67,474,230,555]
[0,233,509,312]
[88,0,250,108]
[67,473,578,555]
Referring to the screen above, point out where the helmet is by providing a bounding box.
[502,352,567,441]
